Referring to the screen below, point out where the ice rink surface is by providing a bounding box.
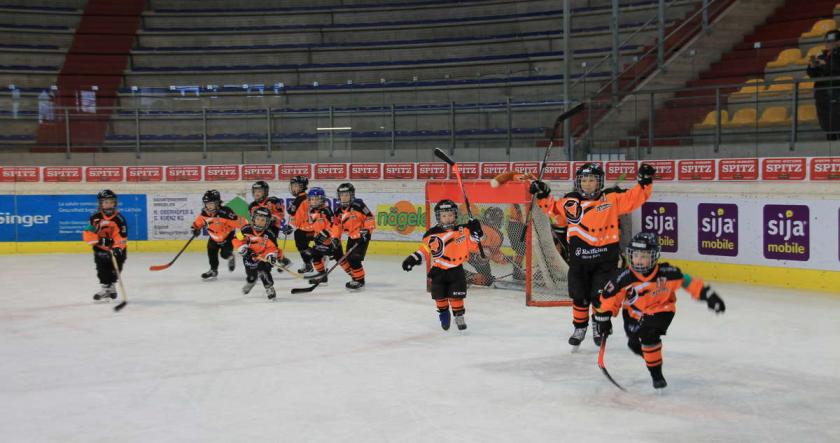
[1,252,839,443]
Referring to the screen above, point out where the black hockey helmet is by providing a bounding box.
[203,189,221,212]
[434,199,459,228]
[626,231,661,274]
[482,206,504,229]
[337,182,355,206]
[252,206,272,232]
[290,175,309,194]
[97,189,117,215]
[252,180,269,200]
[574,162,605,200]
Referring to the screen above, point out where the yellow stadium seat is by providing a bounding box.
[758,107,790,126]
[731,79,766,96]
[798,104,817,124]
[723,108,758,127]
[804,45,827,61]
[801,19,837,39]
[766,76,795,92]
[694,110,729,129]
[799,80,815,91]
[767,48,803,68]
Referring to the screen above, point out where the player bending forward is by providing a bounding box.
[83,190,127,301]
[330,183,375,290]
[402,200,483,331]
[593,232,726,390]
[192,190,242,280]
[233,207,280,300]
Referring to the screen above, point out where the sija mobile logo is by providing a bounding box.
[697,203,738,256]
[763,205,809,261]
[642,202,678,252]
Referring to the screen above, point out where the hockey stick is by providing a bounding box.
[149,233,198,271]
[110,250,128,312]
[598,333,626,391]
[263,257,303,278]
[432,147,486,259]
[290,243,360,294]
[520,102,586,242]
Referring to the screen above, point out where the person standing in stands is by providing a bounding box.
[807,29,840,140]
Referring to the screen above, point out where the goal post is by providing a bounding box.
[425,180,571,306]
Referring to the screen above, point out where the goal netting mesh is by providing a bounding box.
[425,180,570,306]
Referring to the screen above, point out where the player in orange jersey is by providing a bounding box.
[82,189,128,301]
[529,162,655,349]
[249,180,293,271]
[298,187,336,284]
[329,183,375,290]
[402,199,483,331]
[233,207,280,300]
[191,190,243,280]
[287,175,315,274]
[593,232,725,389]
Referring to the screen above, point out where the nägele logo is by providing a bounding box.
[642,202,678,252]
[763,204,809,261]
[376,201,425,235]
[697,203,738,256]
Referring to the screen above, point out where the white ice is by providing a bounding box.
[1,252,839,443]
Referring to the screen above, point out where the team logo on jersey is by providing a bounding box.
[563,200,583,224]
[428,236,445,258]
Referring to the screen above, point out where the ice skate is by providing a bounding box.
[201,269,218,280]
[569,326,587,350]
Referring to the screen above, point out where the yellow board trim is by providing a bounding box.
[1,242,836,293]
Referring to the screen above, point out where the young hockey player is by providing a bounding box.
[82,190,127,301]
[191,189,242,280]
[401,200,483,331]
[529,162,655,349]
[298,187,335,284]
[329,183,375,290]
[593,232,726,389]
[232,207,280,300]
[249,180,293,269]
[286,175,314,273]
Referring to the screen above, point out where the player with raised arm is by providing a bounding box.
[233,207,280,300]
[529,162,655,349]
[592,232,726,390]
[402,200,483,331]
[192,190,242,280]
[82,190,128,301]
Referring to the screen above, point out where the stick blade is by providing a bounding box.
[433,147,455,165]
[290,285,317,294]
[113,301,127,312]
[148,264,171,271]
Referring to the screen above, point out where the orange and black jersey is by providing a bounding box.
[299,206,334,239]
[287,192,310,230]
[594,262,706,321]
[538,182,652,264]
[83,211,128,250]
[413,224,480,270]
[233,225,280,261]
[331,199,375,240]
[191,206,241,243]
[249,197,286,230]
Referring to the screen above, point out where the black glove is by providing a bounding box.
[529,180,551,199]
[314,243,333,255]
[98,237,114,248]
[402,253,421,272]
[111,247,125,261]
[637,163,656,186]
[593,312,613,337]
[466,218,483,238]
[314,231,329,244]
[330,238,341,253]
[359,228,371,242]
[266,253,278,265]
[699,285,725,313]
[280,224,294,236]
[191,227,201,237]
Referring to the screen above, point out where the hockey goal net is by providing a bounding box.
[425,180,570,306]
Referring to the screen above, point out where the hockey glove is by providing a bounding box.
[402,252,422,272]
[237,244,250,256]
[280,224,294,236]
[529,180,551,199]
[265,253,277,265]
[331,238,342,253]
[314,231,330,244]
[191,225,201,237]
[98,237,114,248]
[111,247,125,261]
[637,163,656,186]
[699,285,725,313]
[466,218,483,239]
[359,228,371,242]
[593,312,613,337]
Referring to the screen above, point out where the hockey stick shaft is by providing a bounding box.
[149,233,198,271]
[110,250,128,312]
[519,102,586,242]
[432,148,486,259]
[598,333,626,391]
[290,243,360,294]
